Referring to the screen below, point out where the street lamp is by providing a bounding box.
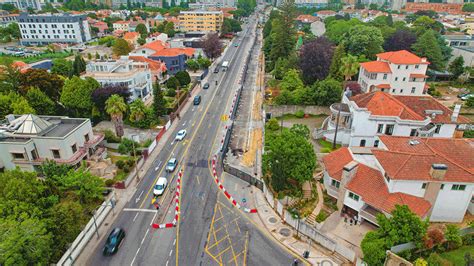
[293,213,300,238]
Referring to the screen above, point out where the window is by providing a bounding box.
[440,184,444,190]
[410,129,417,137]
[383,74,387,80]
[374,140,379,147]
[435,124,441,134]
[331,179,340,189]
[360,139,366,147]
[377,124,384,133]
[422,183,427,189]
[451,184,466,191]
[84,133,90,142]
[402,77,406,81]
[11,152,25,160]
[397,65,401,69]
[384,173,390,182]
[395,77,398,81]
[385,124,394,135]
[31,149,38,160]
[392,89,396,93]
[71,144,77,153]
[405,65,409,70]
[411,87,416,94]
[415,65,419,69]
[400,89,404,93]
[51,149,61,159]
[348,192,360,201]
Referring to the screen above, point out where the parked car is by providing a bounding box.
[153,177,168,196]
[193,95,201,105]
[166,158,177,172]
[203,82,210,89]
[103,228,125,256]
[175,129,187,141]
[213,66,220,73]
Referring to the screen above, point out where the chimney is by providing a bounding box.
[341,161,359,185]
[430,164,448,180]
[451,104,461,123]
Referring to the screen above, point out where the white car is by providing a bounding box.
[175,130,187,141]
[153,177,168,196]
[166,158,178,172]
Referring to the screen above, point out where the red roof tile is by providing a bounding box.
[295,15,318,23]
[346,164,432,217]
[410,73,428,78]
[128,56,167,72]
[375,84,391,89]
[376,50,429,65]
[321,147,353,181]
[124,32,139,40]
[360,61,392,73]
[143,40,167,52]
[152,47,194,57]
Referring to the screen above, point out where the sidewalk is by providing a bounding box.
[220,172,344,266]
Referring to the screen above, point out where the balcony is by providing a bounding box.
[328,103,352,130]
[14,147,88,166]
[417,123,436,137]
[359,204,384,226]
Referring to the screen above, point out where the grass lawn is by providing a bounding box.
[318,139,341,152]
[0,52,73,65]
[440,245,474,265]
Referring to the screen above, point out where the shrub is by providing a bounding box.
[414,258,428,266]
[427,253,451,266]
[166,88,177,97]
[464,130,474,138]
[295,110,305,118]
[118,138,139,155]
[267,118,280,131]
[315,210,329,223]
[462,233,474,245]
[122,164,130,173]
[127,158,135,167]
[105,179,115,187]
[320,147,331,153]
[115,160,125,169]
[104,129,121,143]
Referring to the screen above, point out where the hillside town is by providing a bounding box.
[0,0,473,265]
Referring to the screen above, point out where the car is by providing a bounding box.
[233,43,239,47]
[203,82,210,89]
[175,129,187,141]
[153,177,168,196]
[193,95,201,105]
[461,93,474,101]
[213,66,220,73]
[103,228,125,256]
[166,158,177,172]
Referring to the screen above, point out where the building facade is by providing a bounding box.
[0,0,41,11]
[0,13,18,28]
[82,58,153,102]
[358,50,430,96]
[178,10,223,33]
[322,136,474,224]
[320,91,471,147]
[18,13,91,45]
[0,114,104,172]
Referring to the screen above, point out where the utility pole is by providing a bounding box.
[131,134,139,183]
[332,106,341,150]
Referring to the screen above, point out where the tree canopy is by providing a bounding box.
[341,25,384,59]
[60,76,100,117]
[202,32,223,60]
[298,36,334,85]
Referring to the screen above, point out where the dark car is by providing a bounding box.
[193,95,201,105]
[213,66,220,73]
[203,82,210,89]
[103,228,125,256]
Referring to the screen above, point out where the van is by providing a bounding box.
[193,95,201,105]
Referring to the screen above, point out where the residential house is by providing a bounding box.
[124,31,140,47]
[322,136,474,224]
[444,35,474,67]
[128,55,167,82]
[82,58,153,102]
[358,50,430,96]
[294,0,327,8]
[113,20,130,32]
[146,32,168,44]
[90,20,109,36]
[314,10,336,20]
[404,3,464,15]
[0,114,104,172]
[320,91,471,147]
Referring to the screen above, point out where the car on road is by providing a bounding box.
[193,95,201,105]
[153,177,168,196]
[203,82,209,89]
[233,43,239,47]
[175,129,187,141]
[213,66,220,73]
[103,228,125,256]
[166,158,178,172]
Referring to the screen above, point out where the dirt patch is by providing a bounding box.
[252,92,263,121]
[242,128,262,167]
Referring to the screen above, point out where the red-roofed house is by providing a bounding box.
[113,21,130,32]
[322,136,474,224]
[358,50,430,96]
[319,91,471,147]
[128,56,167,81]
[124,32,140,47]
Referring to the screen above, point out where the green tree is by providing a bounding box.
[135,23,148,38]
[197,56,211,69]
[272,58,290,80]
[463,3,474,12]
[72,54,86,76]
[444,224,462,250]
[267,118,280,131]
[175,71,191,87]
[0,92,35,117]
[312,78,342,106]
[25,87,56,115]
[112,38,132,56]
[167,76,180,90]
[152,82,166,118]
[129,99,146,122]
[186,59,200,72]
[290,124,310,139]
[329,43,346,81]
[105,94,127,138]
[341,25,384,59]
[60,77,99,117]
[19,69,64,101]
[448,56,465,80]
[279,69,304,91]
[340,54,360,81]
[164,22,175,37]
[60,168,104,204]
[51,58,73,77]
[325,18,362,44]
[412,30,445,71]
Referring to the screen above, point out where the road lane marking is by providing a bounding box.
[130,247,141,266]
[173,239,176,246]
[123,208,158,213]
[182,121,187,126]
[166,260,169,266]
[196,175,200,185]
[141,228,149,245]
[150,210,158,226]
[154,161,162,171]
[135,190,144,204]
[169,249,173,257]
[133,213,139,222]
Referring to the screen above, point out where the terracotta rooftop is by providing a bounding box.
[376,50,429,65]
[295,14,319,23]
[142,40,167,52]
[152,47,194,57]
[321,147,353,181]
[128,56,167,72]
[346,164,432,217]
[360,61,392,73]
[124,32,139,40]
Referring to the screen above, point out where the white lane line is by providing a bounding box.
[169,249,173,257]
[123,208,158,213]
[192,107,195,112]
[182,121,187,126]
[166,260,169,266]
[154,161,162,171]
[150,210,158,226]
[130,247,141,266]
[170,141,175,146]
[135,190,144,204]
[133,213,139,222]
[141,228,149,245]
[173,239,176,246]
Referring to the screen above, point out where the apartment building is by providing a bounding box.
[322,136,474,224]
[18,13,91,45]
[0,13,18,28]
[0,0,41,11]
[82,58,153,102]
[319,91,471,147]
[113,20,130,32]
[0,114,104,172]
[178,10,223,33]
[444,35,474,67]
[358,50,430,96]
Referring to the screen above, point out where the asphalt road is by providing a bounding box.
[88,12,295,266]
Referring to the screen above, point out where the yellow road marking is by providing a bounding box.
[215,246,231,258]
[220,203,238,266]
[196,175,200,185]
[207,234,229,250]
